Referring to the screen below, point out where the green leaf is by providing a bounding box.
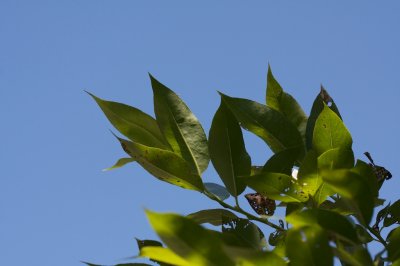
[312,105,352,156]
[222,218,266,250]
[313,148,355,205]
[351,160,379,198]
[318,147,354,170]
[103,157,135,171]
[334,245,373,266]
[118,138,204,191]
[384,200,400,227]
[222,246,286,266]
[135,238,163,250]
[146,210,234,266]
[306,87,342,150]
[286,226,333,266]
[88,92,168,149]
[139,246,189,266]
[297,150,320,197]
[286,209,359,244]
[208,99,250,196]
[150,75,209,175]
[220,93,305,159]
[262,148,299,175]
[322,169,374,225]
[241,173,309,203]
[266,66,308,142]
[83,263,152,266]
[387,227,400,261]
[187,209,237,226]
[355,225,374,244]
[204,182,230,201]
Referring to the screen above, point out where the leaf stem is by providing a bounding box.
[203,191,284,231]
[367,225,388,249]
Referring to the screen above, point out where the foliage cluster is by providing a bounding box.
[87,67,399,266]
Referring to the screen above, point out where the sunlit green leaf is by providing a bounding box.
[103,157,135,171]
[220,93,305,159]
[204,182,230,201]
[312,105,352,156]
[322,169,374,225]
[187,209,237,226]
[88,92,168,149]
[286,209,359,244]
[306,87,342,150]
[266,66,308,142]
[286,226,333,266]
[150,75,210,175]
[387,227,400,261]
[223,246,286,266]
[209,99,250,196]
[146,210,234,265]
[139,246,189,266]
[241,173,309,202]
[118,138,204,191]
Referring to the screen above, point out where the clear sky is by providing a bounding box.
[1,1,400,265]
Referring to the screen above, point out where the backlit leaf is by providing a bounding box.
[146,210,234,265]
[312,105,352,156]
[103,157,135,171]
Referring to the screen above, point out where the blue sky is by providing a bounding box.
[1,1,400,265]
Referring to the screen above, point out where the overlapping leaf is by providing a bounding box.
[188,209,237,226]
[209,99,250,196]
[118,138,204,191]
[146,210,234,265]
[220,93,305,159]
[150,75,209,175]
[266,66,308,141]
[88,92,168,149]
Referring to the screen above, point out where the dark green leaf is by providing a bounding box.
[387,227,400,261]
[374,202,391,229]
[306,87,342,150]
[351,160,379,198]
[136,238,163,250]
[88,92,168,149]
[286,226,333,266]
[250,166,264,176]
[83,263,152,266]
[118,138,204,191]
[312,105,352,156]
[322,169,374,225]
[204,182,230,201]
[103,157,135,171]
[187,209,237,226]
[209,99,250,196]
[222,218,266,250]
[241,173,309,202]
[286,209,359,244]
[150,75,210,174]
[266,66,308,142]
[262,148,299,175]
[146,210,234,265]
[384,200,400,227]
[355,225,374,244]
[220,93,305,159]
[334,245,373,266]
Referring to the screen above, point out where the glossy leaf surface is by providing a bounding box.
[151,75,210,174]
[119,138,204,191]
[220,93,305,159]
[209,99,250,196]
[89,93,168,149]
